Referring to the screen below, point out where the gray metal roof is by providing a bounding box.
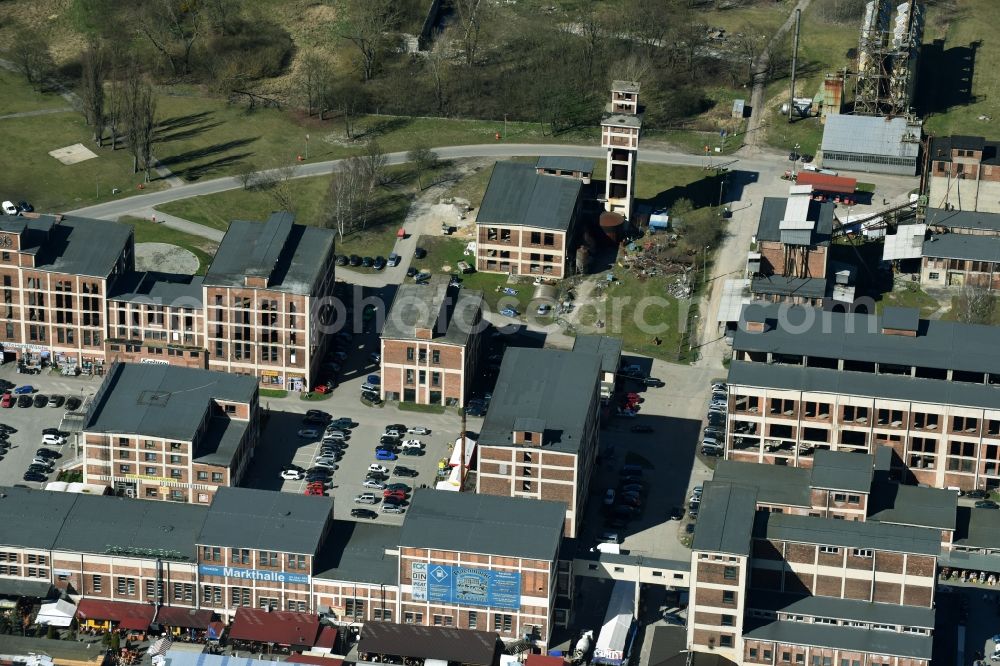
[922,232,1000,262]
[313,521,400,586]
[193,416,252,468]
[380,278,483,347]
[513,416,546,433]
[748,592,935,628]
[54,493,207,557]
[691,482,757,556]
[536,156,595,174]
[359,622,500,666]
[572,335,623,374]
[480,347,601,454]
[0,579,55,599]
[755,197,833,246]
[953,505,1000,549]
[109,272,204,308]
[84,362,256,444]
[754,511,941,556]
[197,487,332,556]
[881,306,919,331]
[612,80,640,93]
[0,488,81,550]
[868,481,957,531]
[809,449,873,492]
[400,489,564,561]
[940,548,1000,572]
[476,161,582,231]
[203,212,335,295]
[711,461,811,507]
[727,359,1000,411]
[750,276,827,299]
[601,112,642,128]
[821,115,921,159]
[743,620,932,659]
[926,207,1000,232]
[26,215,132,278]
[734,303,1000,376]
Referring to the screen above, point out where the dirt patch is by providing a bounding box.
[135,243,199,274]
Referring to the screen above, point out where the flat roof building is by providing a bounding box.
[726,303,1000,492]
[475,161,584,279]
[820,115,921,176]
[477,347,603,537]
[380,277,484,408]
[82,362,259,504]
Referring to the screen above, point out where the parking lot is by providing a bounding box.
[0,365,101,488]
[243,376,483,525]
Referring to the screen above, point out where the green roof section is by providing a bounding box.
[535,156,595,174]
[476,161,581,231]
[744,619,932,660]
[754,511,941,556]
[109,272,204,308]
[868,481,957,531]
[748,592,935,628]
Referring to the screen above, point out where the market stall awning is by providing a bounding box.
[76,599,155,630]
[228,607,320,648]
[36,599,77,627]
[314,626,338,650]
[154,606,213,630]
[287,656,343,666]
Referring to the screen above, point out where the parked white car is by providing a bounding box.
[41,434,66,446]
[1,201,17,216]
[280,469,304,481]
[368,464,389,475]
[406,426,430,435]
[401,439,423,450]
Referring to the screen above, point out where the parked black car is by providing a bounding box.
[23,471,47,482]
[33,394,48,408]
[351,509,379,519]
[373,256,386,271]
[393,466,419,477]
[349,255,362,267]
[65,396,82,411]
[17,395,31,408]
[361,256,374,268]
[335,255,349,266]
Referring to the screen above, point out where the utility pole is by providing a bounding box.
[788,8,801,121]
[458,409,466,492]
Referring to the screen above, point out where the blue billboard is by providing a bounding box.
[198,564,310,585]
[411,563,521,610]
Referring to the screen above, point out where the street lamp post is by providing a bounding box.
[792,142,801,178]
[703,245,710,284]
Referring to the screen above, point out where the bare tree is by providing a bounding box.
[361,138,388,187]
[297,50,333,117]
[407,144,439,190]
[455,0,490,66]
[9,27,54,90]
[237,161,260,190]
[731,25,769,87]
[133,0,202,77]
[956,283,996,325]
[324,158,368,239]
[79,42,107,146]
[122,71,157,179]
[424,41,449,115]
[327,77,367,140]
[106,77,126,151]
[263,163,300,211]
[336,0,399,81]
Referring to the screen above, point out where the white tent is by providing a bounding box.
[36,599,76,627]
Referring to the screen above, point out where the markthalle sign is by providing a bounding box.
[198,564,310,585]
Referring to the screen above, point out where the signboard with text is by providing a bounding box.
[199,564,310,585]
[411,563,521,609]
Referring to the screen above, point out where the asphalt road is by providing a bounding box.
[66,143,780,222]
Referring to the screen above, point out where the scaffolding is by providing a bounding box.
[854,0,923,116]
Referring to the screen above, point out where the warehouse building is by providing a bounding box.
[82,362,259,503]
[476,347,603,538]
[820,115,921,176]
[926,134,1000,213]
[687,451,946,666]
[0,486,566,649]
[726,303,1000,493]
[920,207,1000,289]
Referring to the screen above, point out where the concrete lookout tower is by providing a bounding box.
[601,81,642,221]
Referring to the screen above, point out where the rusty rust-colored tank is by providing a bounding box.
[598,211,626,245]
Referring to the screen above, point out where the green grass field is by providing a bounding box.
[414,236,532,313]
[877,284,940,318]
[119,216,219,275]
[920,0,1000,137]
[0,69,72,115]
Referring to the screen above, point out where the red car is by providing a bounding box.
[626,393,642,402]
[304,484,326,496]
[313,383,333,394]
[383,489,406,501]
[0,393,12,408]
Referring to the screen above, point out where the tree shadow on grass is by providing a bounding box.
[158,137,258,169]
[354,116,412,141]
[178,152,254,181]
[155,121,226,144]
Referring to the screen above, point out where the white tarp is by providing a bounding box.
[594,581,636,665]
[36,599,76,627]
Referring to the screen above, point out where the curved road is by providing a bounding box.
[67,143,779,221]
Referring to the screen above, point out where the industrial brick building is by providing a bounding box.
[746,187,838,307]
[81,362,259,503]
[397,490,568,646]
[475,161,583,279]
[687,451,948,665]
[919,207,1000,289]
[820,115,921,176]
[726,303,1000,492]
[0,213,134,375]
[927,134,1000,213]
[0,211,336,391]
[202,212,337,392]
[476,347,603,538]
[0,486,565,649]
[380,277,484,407]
